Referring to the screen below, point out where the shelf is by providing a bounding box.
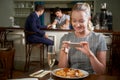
[13,0,34,27]
[14,0,34,8]
[14,7,33,9]
[14,0,34,18]
[14,15,28,18]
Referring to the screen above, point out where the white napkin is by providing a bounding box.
[33,71,50,77]
[8,78,38,80]
[29,70,50,78]
[29,70,44,77]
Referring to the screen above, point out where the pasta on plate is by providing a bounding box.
[54,68,85,78]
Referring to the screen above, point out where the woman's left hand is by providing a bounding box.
[76,41,92,57]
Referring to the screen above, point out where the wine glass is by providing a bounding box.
[47,46,56,80]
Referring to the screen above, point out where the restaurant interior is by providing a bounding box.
[0,0,120,80]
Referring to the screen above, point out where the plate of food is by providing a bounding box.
[52,68,89,79]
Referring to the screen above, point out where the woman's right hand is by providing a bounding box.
[59,41,70,67]
[61,41,70,53]
[61,41,70,49]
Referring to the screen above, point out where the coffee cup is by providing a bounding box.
[52,25,56,29]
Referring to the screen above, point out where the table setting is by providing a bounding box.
[28,68,119,80]
[6,45,120,80]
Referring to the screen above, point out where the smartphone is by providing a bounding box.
[69,43,81,47]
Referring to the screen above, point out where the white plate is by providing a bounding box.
[52,68,89,79]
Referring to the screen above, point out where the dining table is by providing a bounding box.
[15,74,119,80]
[18,69,120,80]
[39,74,120,80]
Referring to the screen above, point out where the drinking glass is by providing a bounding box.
[47,46,56,80]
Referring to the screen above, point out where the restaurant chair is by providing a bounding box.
[0,29,14,48]
[24,31,46,72]
[107,32,120,75]
[0,48,15,79]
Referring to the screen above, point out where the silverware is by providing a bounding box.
[30,70,44,77]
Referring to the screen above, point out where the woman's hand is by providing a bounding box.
[76,41,93,57]
[61,41,70,53]
[58,41,70,68]
[61,41,70,48]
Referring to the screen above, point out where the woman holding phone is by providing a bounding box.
[58,3,107,74]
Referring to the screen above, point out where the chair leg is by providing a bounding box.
[41,44,44,68]
[40,44,44,69]
[42,45,45,68]
[24,44,32,72]
[27,45,32,71]
[24,43,46,71]
[24,44,28,72]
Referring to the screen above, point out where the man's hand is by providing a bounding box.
[47,24,52,29]
[44,34,48,38]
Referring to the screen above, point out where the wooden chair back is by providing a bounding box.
[108,32,120,75]
[0,48,15,79]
